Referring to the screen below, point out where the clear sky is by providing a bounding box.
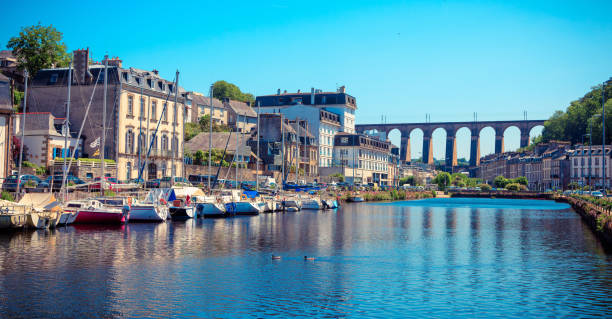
[2,0,611,160]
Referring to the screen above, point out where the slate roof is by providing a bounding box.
[185,132,251,156]
[225,100,256,117]
[191,93,224,109]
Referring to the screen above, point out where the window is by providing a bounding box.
[138,133,146,153]
[140,97,145,118]
[163,103,168,121]
[151,101,157,121]
[147,79,153,88]
[122,72,129,82]
[127,96,134,115]
[126,162,132,180]
[161,163,167,177]
[158,81,164,91]
[125,130,134,154]
[150,134,157,150]
[172,137,179,157]
[161,135,168,152]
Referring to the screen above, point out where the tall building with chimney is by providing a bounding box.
[27,49,185,180]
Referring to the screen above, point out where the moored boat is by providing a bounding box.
[169,199,195,220]
[65,200,128,224]
[301,198,322,210]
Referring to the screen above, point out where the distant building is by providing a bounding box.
[327,132,394,186]
[27,49,185,180]
[184,92,227,125]
[256,87,357,167]
[570,145,612,189]
[13,112,81,168]
[247,113,318,180]
[224,98,257,132]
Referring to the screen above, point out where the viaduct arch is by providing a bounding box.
[355,120,545,169]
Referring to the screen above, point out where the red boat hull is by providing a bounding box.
[73,210,126,224]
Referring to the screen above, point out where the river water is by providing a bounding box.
[1,198,611,318]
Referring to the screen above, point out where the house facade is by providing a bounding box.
[255,87,357,168]
[28,49,185,180]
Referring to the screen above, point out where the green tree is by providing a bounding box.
[433,172,451,190]
[494,176,508,188]
[513,176,528,186]
[213,80,255,104]
[194,150,205,165]
[7,23,70,77]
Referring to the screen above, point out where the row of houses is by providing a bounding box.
[0,48,402,186]
[478,140,612,191]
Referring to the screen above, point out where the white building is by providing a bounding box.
[255,87,357,167]
[569,145,612,189]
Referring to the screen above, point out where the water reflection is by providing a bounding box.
[0,199,611,318]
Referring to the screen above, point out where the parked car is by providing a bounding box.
[145,179,161,188]
[2,174,44,192]
[91,177,118,191]
[159,176,191,188]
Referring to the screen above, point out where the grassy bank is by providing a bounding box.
[331,190,436,202]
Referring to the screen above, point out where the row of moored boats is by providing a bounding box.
[0,187,340,229]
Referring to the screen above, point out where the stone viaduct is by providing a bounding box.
[355,120,545,169]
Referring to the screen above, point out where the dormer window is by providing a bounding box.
[122,72,129,82]
[135,77,141,86]
[158,81,164,91]
[168,84,174,93]
[147,79,153,88]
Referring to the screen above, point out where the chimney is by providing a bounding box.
[102,55,122,68]
[283,90,287,94]
[310,87,315,105]
[297,89,301,93]
[152,69,159,75]
[338,85,346,93]
[277,88,281,95]
[73,48,90,84]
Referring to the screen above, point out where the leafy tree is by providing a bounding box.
[433,172,451,190]
[494,175,508,188]
[399,175,418,186]
[194,150,205,165]
[542,81,612,144]
[505,183,521,191]
[213,80,255,104]
[7,23,70,77]
[331,173,345,182]
[512,176,528,186]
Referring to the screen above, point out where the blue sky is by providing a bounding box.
[2,0,611,160]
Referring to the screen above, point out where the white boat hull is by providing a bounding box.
[232,202,261,215]
[26,212,50,229]
[199,203,227,218]
[129,205,168,221]
[302,200,322,210]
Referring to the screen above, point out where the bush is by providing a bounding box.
[505,183,521,191]
[478,183,491,191]
[1,191,14,202]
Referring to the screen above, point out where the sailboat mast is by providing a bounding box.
[281,115,284,186]
[256,101,260,192]
[101,57,108,184]
[61,56,73,199]
[295,117,299,185]
[16,69,28,197]
[235,115,240,190]
[172,70,179,177]
[208,84,213,192]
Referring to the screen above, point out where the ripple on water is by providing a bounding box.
[0,199,611,318]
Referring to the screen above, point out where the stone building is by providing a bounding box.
[570,145,612,189]
[13,112,81,168]
[327,132,395,186]
[256,87,357,168]
[27,49,185,180]
[184,92,227,124]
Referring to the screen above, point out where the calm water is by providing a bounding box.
[1,198,612,318]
